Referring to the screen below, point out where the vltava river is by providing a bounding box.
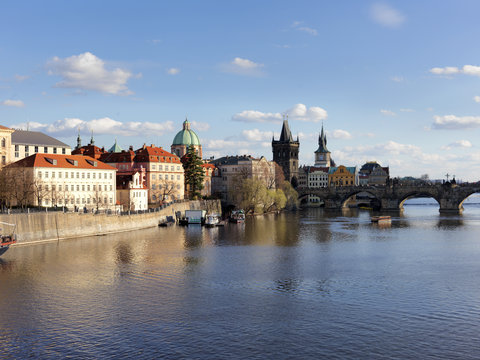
[1,201,480,359]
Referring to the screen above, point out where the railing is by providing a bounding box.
[0,199,191,216]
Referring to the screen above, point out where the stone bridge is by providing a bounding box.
[297,183,480,214]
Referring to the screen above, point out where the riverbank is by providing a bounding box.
[2,199,221,245]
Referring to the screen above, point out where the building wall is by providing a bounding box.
[0,127,14,167]
[329,166,358,186]
[34,166,116,209]
[12,144,71,162]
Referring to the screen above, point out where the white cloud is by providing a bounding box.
[430,65,480,77]
[167,68,180,75]
[291,21,318,36]
[1,99,25,107]
[370,3,405,28]
[14,74,29,82]
[474,96,480,103]
[232,103,328,123]
[391,76,404,82]
[380,109,396,116]
[191,121,210,131]
[442,140,472,150]
[47,52,135,95]
[232,110,282,123]
[242,129,273,142]
[329,129,352,140]
[12,117,174,137]
[221,57,265,76]
[432,115,480,130]
[204,139,251,150]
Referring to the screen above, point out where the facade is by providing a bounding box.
[201,163,216,197]
[305,166,329,204]
[272,118,299,187]
[0,125,14,167]
[171,118,202,158]
[5,153,116,209]
[210,155,276,203]
[132,145,184,205]
[11,130,71,162]
[328,166,358,186]
[359,161,389,185]
[116,171,149,211]
[314,125,331,167]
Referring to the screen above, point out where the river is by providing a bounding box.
[1,199,480,359]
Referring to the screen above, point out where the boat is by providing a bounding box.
[205,214,221,227]
[0,222,17,256]
[371,215,391,224]
[229,210,245,223]
[159,216,175,227]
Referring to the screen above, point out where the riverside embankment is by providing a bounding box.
[1,199,221,245]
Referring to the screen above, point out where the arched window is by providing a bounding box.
[1,138,5,147]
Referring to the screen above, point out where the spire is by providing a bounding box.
[279,114,293,142]
[76,128,81,150]
[315,123,329,153]
[108,138,123,153]
[90,130,95,145]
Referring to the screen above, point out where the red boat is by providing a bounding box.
[0,222,16,256]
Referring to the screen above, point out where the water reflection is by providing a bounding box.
[115,242,133,264]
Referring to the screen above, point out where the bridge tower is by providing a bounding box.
[272,116,299,188]
[314,124,331,167]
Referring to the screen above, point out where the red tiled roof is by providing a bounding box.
[10,153,116,170]
[0,125,12,130]
[135,145,181,163]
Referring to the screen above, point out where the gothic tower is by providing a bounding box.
[314,124,331,167]
[272,117,299,187]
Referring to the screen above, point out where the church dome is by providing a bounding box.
[172,118,201,146]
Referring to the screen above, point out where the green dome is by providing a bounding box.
[172,119,201,146]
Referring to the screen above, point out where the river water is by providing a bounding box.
[1,200,480,359]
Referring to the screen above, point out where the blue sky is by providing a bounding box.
[1,1,480,181]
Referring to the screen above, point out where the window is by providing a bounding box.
[76,172,79,178]
[110,173,112,179]
[38,171,42,178]
[62,148,66,154]
[87,185,90,191]
[1,138,5,147]
[110,185,112,191]
[82,185,85,191]
[45,172,49,178]
[177,175,180,180]
[44,147,48,153]
[87,173,90,179]
[152,184,156,190]
[71,172,74,178]
[82,173,85,179]
[52,172,55,178]
[152,174,156,180]
[53,148,57,154]
[35,146,38,153]
[93,185,96,191]
[15,145,19,151]
[59,185,62,191]
[24,145,28,152]
[158,165,163,171]
[93,173,96,179]
[171,175,174,180]
[152,165,156,170]
[76,185,80,191]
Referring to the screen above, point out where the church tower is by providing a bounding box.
[314,124,331,167]
[272,116,300,187]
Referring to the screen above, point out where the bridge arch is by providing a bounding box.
[339,189,381,209]
[398,191,441,210]
[457,190,480,212]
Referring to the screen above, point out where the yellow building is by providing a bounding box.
[0,125,14,168]
[328,165,358,186]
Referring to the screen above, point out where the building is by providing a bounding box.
[328,166,358,186]
[116,171,148,211]
[171,118,202,158]
[131,145,184,205]
[0,125,14,167]
[359,161,389,185]
[272,118,299,187]
[201,162,216,197]
[72,134,107,159]
[4,153,116,209]
[11,130,71,162]
[314,125,331,167]
[210,155,276,203]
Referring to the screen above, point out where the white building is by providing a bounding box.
[11,130,71,162]
[210,155,276,203]
[116,171,149,211]
[307,167,329,205]
[7,153,116,210]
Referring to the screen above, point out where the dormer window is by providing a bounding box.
[45,157,57,165]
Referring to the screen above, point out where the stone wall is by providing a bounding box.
[1,200,221,245]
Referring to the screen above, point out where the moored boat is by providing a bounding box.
[371,215,391,224]
[0,222,17,256]
[205,214,221,227]
[229,210,245,223]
